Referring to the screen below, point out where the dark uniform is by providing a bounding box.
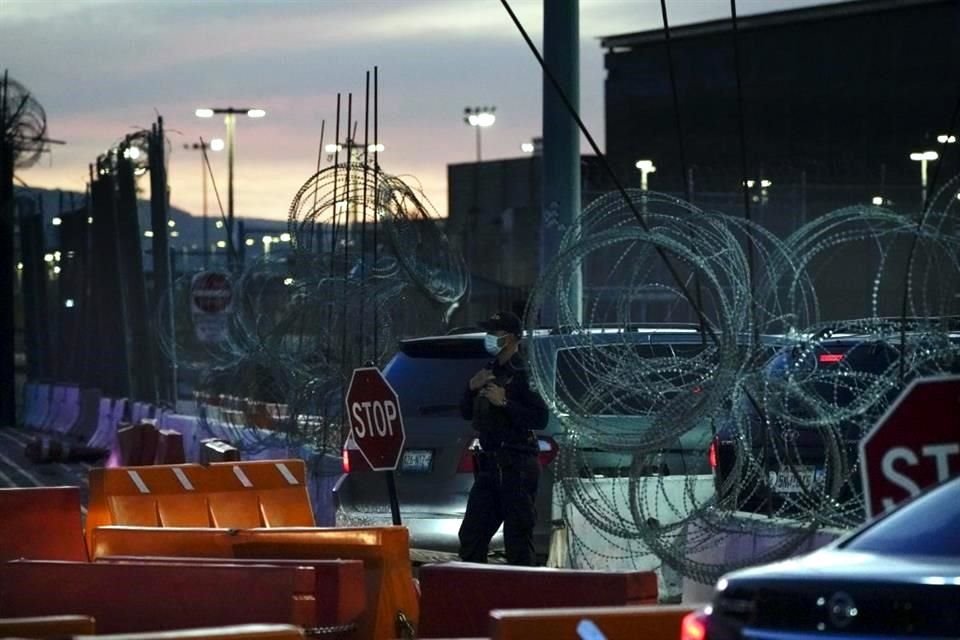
[458,349,549,565]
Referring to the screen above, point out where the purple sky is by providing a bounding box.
[5,0,837,219]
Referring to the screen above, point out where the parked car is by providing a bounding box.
[683,473,960,639]
[712,327,960,519]
[333,325,727,561]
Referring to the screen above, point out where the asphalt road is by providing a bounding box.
[0,426,94,513]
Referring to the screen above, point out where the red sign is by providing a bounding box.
[860,375,960,518]
[345,367,406,471]
[191,271,232,314]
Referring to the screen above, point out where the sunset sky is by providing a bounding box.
[4,0,835,220]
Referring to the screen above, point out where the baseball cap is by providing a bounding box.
[478,311,522,336]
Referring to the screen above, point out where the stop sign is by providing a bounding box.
[191,271,232,314]
[345,367,406,471]
[860,375,960,518]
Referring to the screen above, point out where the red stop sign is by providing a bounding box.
[860,375,960,518]
[345,367,406,471]
[191,271,232,314]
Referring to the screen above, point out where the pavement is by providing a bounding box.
[0,426,94,515]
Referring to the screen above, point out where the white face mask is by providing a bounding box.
[484,333,507,356]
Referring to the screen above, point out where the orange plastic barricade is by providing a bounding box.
[0,487,88,562]
[0,559,323,634]
[489,604,697,640]
[90,526,418,640]
[98,556,366,631]
[87,465,210,539]
[73,623,303,640]
[0,615,95,637]
[204,461,313,528]
[417,562,658,638]
[231,527,418,640]
[87,459,315,549]
[91,527,235,559]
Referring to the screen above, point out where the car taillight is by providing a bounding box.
[708,439,718,471]
[681,609,711,640]
[538,436,558,467]
[819,353,844,363]
[341,437,371,473]
[457,438,481,474]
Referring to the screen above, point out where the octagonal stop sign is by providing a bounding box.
[860,375,960,518]
[345,367,406,471]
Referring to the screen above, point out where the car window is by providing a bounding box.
[843,478,960,556]
[766,340,901,408]
[385,351,489,418]
[555,342,705,415]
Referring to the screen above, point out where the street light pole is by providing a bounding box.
[462,107,496,320]
[464,106,496,162]
[635,159,657,215]
[195,106,265,269]
[226,112,236,254]
[909,150,939,207]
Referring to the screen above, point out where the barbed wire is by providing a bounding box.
[526,187,960,584]
[1,73,49,169]
[156,161,466,465]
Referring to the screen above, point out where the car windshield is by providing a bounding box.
[842,477,960,557]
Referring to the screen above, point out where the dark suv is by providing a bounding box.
[712,328,960,520]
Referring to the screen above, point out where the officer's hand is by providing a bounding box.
[480,383,507,407]
[469,369,495,391]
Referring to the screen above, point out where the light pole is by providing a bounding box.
[182,138,223,267]
[635,159,657,191]
[635,159,656,217]
[909,150,938,206]
[464,106,496,162]
[461,107,496,320]
[195,107,265,268]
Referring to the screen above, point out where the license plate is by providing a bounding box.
[400,449,433,473]
[770,466,825,494]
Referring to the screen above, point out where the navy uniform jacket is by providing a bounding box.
[459,351,549,454]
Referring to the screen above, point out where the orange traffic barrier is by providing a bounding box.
[0,615,95,637]
[231,527,418,640]
[206,460,314,528]
[0,486,88,562]
[87,459,315,553]
[90,526,418,640]
[73,623,303,640]
[489,604,697,640]
[417,562,658,638]
[87,464,210,540]
[98,556,365,630]
[0,559,345,634]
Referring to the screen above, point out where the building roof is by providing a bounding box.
[600,0,948,50]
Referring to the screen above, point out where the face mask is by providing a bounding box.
[484,333,507,356]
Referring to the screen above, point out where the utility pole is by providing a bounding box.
[540,0,582,328]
